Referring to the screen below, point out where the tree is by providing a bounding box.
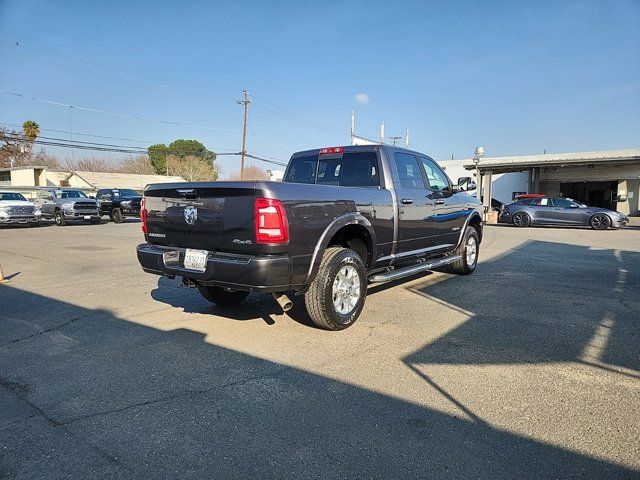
[65,157,113,172]
[148,143,170,174]
[166,155,218,181]
[119,155,155,175]
[227,165,269,180]
[0,121,41,167]
[148,139,216,175]
[31,149,61,170]
[0,127,22,167]
[22,120,40,141]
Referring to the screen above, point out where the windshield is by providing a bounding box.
[113,189,140,197]
[0,192,27,201]
[58,190,88,199]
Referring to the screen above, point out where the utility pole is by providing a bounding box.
[237,90,251,179]
[389,136,402,146]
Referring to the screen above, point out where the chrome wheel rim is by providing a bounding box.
[466,236,477,265]
[332,265,361,315]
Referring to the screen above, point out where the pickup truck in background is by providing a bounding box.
[0,191,42,226]
[137,145,483,330]
[33,188,101,226]
[96,188,143,223]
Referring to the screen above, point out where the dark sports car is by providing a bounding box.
[499,196,629,229]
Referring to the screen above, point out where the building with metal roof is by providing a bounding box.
[0,166,185,198]
[443,148,639,217]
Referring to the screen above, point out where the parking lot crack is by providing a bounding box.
[0,312,101,348]
[60,368,288,427]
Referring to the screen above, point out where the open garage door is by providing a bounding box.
[560,181,617,210]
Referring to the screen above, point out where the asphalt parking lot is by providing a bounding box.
[1,219,639,479]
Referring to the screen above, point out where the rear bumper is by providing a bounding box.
[137,243,292,292]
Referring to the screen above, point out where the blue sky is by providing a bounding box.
[0,0,639,175]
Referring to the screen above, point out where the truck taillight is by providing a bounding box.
[255,197,288,244]
[140,197,148,234]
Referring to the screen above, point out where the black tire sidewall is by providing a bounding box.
[457,227,479,273]
[320,250,367,330]
[55,210,65,226]
[111,209,124,223]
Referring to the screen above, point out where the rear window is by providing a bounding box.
[285,152,379,187]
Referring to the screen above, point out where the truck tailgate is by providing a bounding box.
[143,183,258,253]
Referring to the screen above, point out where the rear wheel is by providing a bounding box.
[512,212,530,228]
[198,285,249,305]
[110,208,124,223]
[304,247,367,330]
[449,226,479,275]
[54,210,66,226]
[590,213,611,230]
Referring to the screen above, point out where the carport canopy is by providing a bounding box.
[461,148,640,215]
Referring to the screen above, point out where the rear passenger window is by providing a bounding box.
[318,152,379,187]
[393,152,425,189]
[285,152,380,187]
[285,156,317,184]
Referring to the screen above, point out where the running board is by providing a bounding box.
[368,255,461,284]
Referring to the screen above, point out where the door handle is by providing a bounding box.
[401,198,414,205]
[434,199,445,205]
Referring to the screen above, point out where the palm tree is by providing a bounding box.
[22,120,40,141]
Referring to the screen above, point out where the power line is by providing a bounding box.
[0,89,300,154]
[3,131,290,167]
[0,42,346,142]
[0,89,240,133]
[0,41,238,99]
[0,122,239,151]
[251,94,344,136]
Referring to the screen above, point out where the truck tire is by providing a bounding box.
[111,208,124,223]
[198,285,249,305]
[304,247,367,330]
[449,226,479,275]
[54,209,66,226]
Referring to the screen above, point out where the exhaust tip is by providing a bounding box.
[273,293,293,312]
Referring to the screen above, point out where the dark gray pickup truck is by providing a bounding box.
[137,145,483,330]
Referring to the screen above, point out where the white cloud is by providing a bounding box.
[354,93,370,105]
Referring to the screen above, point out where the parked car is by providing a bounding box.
[33,188,101,226]
[499,196,629,229]
[0,191,42,226]
[96,188,142,223]
[136,145,483,330]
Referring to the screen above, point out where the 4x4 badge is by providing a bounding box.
[184,206,197,226]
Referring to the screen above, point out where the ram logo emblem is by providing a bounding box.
[184,205,197,226]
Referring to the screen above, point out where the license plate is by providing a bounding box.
[83,215,91,220]
[184,249,208,272]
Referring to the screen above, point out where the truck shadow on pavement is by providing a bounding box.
[150,276,319,328]
[1,259,638,478]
